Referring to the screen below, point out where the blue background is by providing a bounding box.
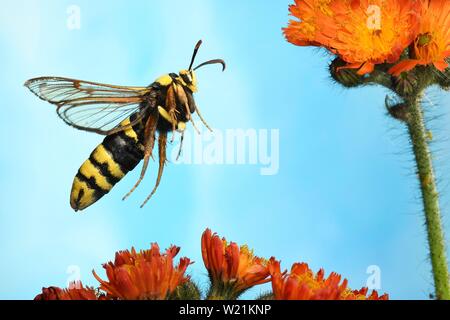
[1,0,449,299]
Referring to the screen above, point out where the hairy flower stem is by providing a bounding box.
[206,284,239,300]
[406,95,450,300]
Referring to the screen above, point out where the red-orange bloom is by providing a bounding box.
[201,229,270,295]
[93,244,191,300]
[269,259,388,300]
[390,0,450,75]
[34,282,98,300]
[284,0,337,47]
[284,0,422,74]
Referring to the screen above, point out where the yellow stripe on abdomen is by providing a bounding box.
[71,143,124,212]
[92,144,125,179]
[70,115,145,211]
[79,159,112,191]
[70,177,97,211]
[119,118,139,142]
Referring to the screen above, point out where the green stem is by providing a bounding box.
[206,287,235,300]
[206,282,241,300]
[406,96,450,300]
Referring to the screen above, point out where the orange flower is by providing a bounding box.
[390,0,450,75]
[269,259,388,300]
[284,0,421,74]
[93,244,191,300]
[34,281,98,300]
[201,229,270,298]
[284,0,337,47]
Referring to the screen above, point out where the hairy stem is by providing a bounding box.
[206,282,242,300]
[406,96,450,300]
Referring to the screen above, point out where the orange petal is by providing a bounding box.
[356,62,375,75]
[388,60,421,76]
[433,60,449,72]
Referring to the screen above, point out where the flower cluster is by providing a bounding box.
[269,259,388,300]
[283,0,450,300]
[201,229,270,299]
[35,229,388,300]
[92,244,192,300]
[36,244,191,301]
[284,0,449,75]
[35,282,98,300]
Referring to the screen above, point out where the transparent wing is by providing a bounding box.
[25,77,154,134]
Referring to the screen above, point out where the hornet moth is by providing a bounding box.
[25,40,225,211]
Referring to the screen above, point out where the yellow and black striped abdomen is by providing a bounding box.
[70,115,145,211]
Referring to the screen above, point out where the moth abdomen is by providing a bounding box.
[70,114,146,211]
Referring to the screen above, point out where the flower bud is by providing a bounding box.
[329,58,365,88]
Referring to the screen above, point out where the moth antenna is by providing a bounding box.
[194,59,226,71]
[189,40,203,71]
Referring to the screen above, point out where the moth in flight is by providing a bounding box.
[25,40,225,211]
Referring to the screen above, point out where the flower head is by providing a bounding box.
[269,259,388,300]
[34,282,98,300]
[201,229,270,298]
[93,243,192,300]
[284,0,422,74]
[390,0,450,75]
[284,0,337,47]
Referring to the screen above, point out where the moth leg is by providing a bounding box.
[176,131,184,161]
[122,113,159,201]
[166,85,177,142]
[140,132,168,208]
[194,104,212,132]
[174,83,200,134]
[185,104,200,134]
[158,106,175,124]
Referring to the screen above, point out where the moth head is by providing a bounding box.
[182,40,225,93]
[179,69,198,93]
